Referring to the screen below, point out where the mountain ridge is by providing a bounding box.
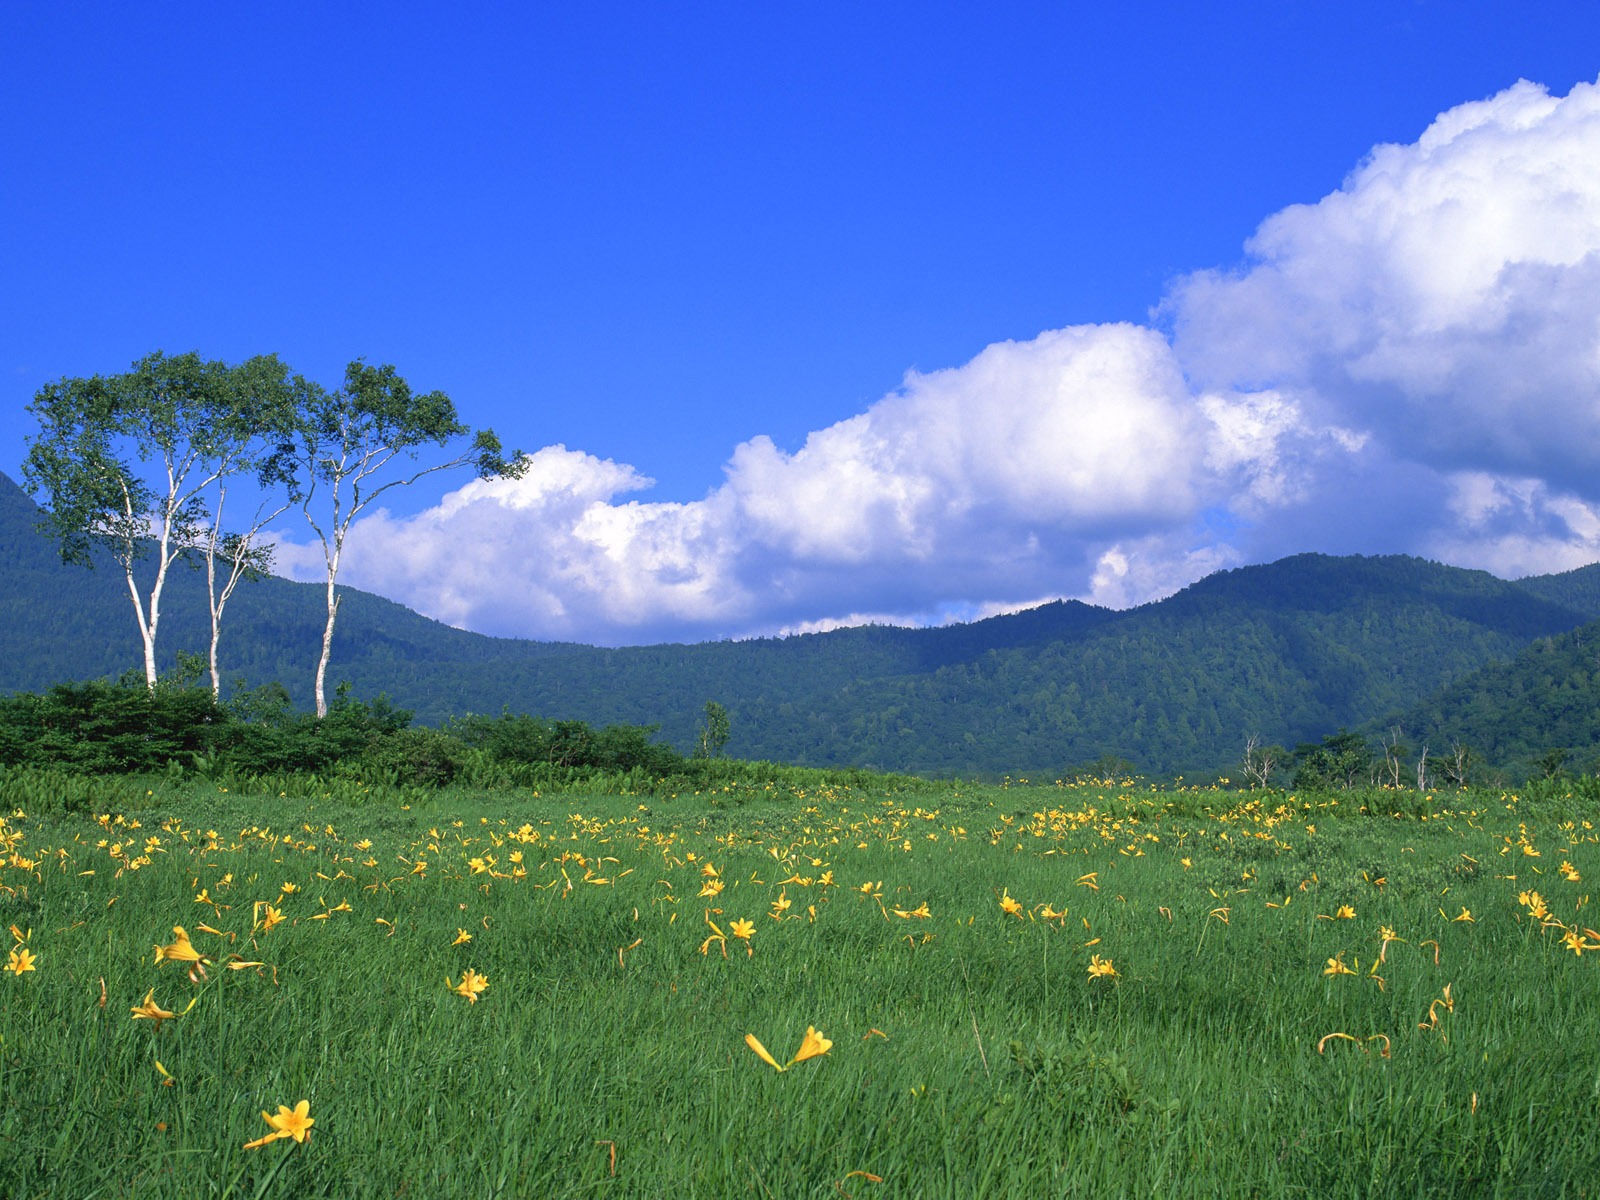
[5,470,1597,776]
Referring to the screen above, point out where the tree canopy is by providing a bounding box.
[22,351,297,687]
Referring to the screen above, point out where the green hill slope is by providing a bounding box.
[4,472,1594,775]
[0,471,590,699]
[1509,563,1600,620]
[717,554,1594,776]
[1389,618,1600,777]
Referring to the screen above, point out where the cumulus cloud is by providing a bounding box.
[293,324,1262,642]
[1425,472,1600,580]
[273,75,1600,643]
[292,447,749,642]
[1168,77,1600,492]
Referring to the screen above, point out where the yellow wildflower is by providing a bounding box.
[1324,955,1356,977]
[243,1100,314,1149]
[1377,926,1404,962]
[153,926,202,964]
[1563,929,1600,955]
[1087,954,1119,979]
[130,989,178,1030]
[999,890,1023,917]
[700,915,729,958]
[744,1032,784,1071]
[447,969,490,1003]
[6,946,37,975]
[452,929,473,946]
[745,1026,833,1072]
[792,1026,833,1063]
[154,926,210,980]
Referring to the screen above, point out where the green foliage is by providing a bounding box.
[1510,562,1600,618]
[694,700,730,759]
[288,358,524,716]
[1393,620,1600,779]
[0,678,226,774]
[0,676,709,794]
[1007,1034,1171,1127]
[450,711,682,774]
[5,466,1599,781]
[1292,729,1375,790]
[20,352,299,686]
[0,763,168,815]
[1,781,1597,1196]
[360,728,469,788]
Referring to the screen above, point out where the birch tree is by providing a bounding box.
[290,359,522,717]
[22,351,295,689]
[198,488,289,698]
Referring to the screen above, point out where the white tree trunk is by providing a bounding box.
[207,550,223,699]
[122,543,174,691]
[314,563,341,718]
[127,568,159,689]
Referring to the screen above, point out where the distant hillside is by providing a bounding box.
[717,554,1595,776]
[1390,618,1600,778]
[4,471,1596,776]
[1509,563,1600,620]
[0,471,590,701]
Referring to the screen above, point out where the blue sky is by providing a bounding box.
[6,4,1600,644]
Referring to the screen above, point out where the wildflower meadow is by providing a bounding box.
[1,768,1598,1197]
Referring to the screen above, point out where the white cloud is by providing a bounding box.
[724,323,1205,561]
[300,446,751,641]
[1084,539,1242,611]
[1424,471,1600,580]
[1167,76,1600,493]
[286,324,1258,642]
[272,76,1600,643]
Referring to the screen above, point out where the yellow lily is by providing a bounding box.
[130,989,177,1030]
[243,1100,314,1149]
[744,1026,833,1072]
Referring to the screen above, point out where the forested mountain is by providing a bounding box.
[717,554,1597,777]
[1504,562,1600,620]
[0,471,591,695]
[4,471,1597,776]
[1391,618,1600,778]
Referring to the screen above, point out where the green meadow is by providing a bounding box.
[1,771,1598,1198]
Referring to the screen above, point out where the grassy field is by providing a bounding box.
[1,772,1598,1197]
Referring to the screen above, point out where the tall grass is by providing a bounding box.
[0,778,1596,1197]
